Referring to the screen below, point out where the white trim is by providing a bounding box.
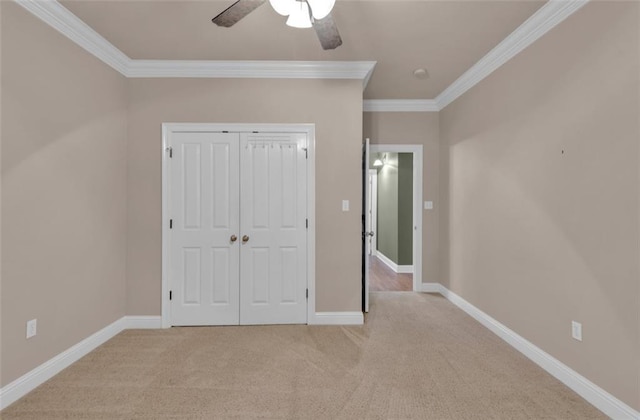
[14,0,129,75]
[12,0,376,88]
[161,123,316,328]
[428,284,639,420]
[310,312,364,325]
[368,169,378,257]
[435,0,590,110]
[16,0,588,105]
[420,283,442,293]
[306,126,317,325]
[370,144,423,292]
[375,251,399,273]
[161,125,172,328]
[0,317,126,410]
[124,316,163,329]
[397,265,413,274]
[363,100,439,113]
[3,291,634,418]
[0,315,163,410]
[127,60,377,87]
[374,252,412,274]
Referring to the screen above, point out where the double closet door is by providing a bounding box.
[169,131,308,326]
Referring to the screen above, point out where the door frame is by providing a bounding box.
[161,123,316,328]
[368,144,423,292]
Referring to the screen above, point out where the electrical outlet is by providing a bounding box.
[26,319,37,339]
[571,321,582,341]
[342,200,350,211]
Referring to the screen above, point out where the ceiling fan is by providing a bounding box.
[212,0,342,50]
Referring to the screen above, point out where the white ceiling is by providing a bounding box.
[59,0,546,99]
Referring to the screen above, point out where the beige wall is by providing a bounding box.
[2,0,638,413]
[126,78,363,315]
[0,0,4,389]
[0,3,128,386]
[363,112,440,285]
[440,1,639,410]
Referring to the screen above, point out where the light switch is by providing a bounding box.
[424,201,434,210]
[342,200,350,211]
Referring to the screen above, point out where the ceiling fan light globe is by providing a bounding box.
[307,0,335,20]
[269,0,295,16]
[286,1,313,28]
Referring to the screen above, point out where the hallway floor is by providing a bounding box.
[369,255,413,291]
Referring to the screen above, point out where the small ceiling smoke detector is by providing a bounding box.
[413,68,429,79]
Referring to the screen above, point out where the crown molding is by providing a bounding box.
[435,0,590,110]
[16,0,588,105]
[127,60,377,87]
[364,0,589,111]
[14,0,376,87]
[15,0,130,75]
[363,100,439,112]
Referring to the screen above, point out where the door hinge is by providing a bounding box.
[169,290,172,301]
[305,219,308,229]
[169,219,173,229]
[167,147,173,158]
[306,289,308,299]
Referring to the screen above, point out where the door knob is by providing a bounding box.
[230,235,238,243]
[368,231,375,237]
[242,235,250,243]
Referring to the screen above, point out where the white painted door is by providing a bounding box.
[239,133,308,325]
[170,132,240,326]
[363,138,371,312]
[367,170,378,257]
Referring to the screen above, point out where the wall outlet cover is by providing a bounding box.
[26,319,37,339]
[571,321,582,341]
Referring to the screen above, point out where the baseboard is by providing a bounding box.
[0,317,126,411]
[397,265,413,274]
[375,251,397,272]
[311,312,364,325]
[435,284,639,420]
[420,283,443,293]
[4,298,636,419]
[375,252,412,274]
[0,314,165,411]
[1,310,368,410]
[124,316,163,329]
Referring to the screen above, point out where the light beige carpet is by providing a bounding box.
[2,292,605,419]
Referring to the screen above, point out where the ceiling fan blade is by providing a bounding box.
[212,0,266,28]
[312,14,342,50]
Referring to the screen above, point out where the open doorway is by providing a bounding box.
[364,144,423,309]
[368,152,414,291]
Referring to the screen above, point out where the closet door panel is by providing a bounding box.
[240,133,308,325]
[170,132,240,326]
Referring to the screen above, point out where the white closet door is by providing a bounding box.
[239,133,308,325]
[170,132,240,326]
